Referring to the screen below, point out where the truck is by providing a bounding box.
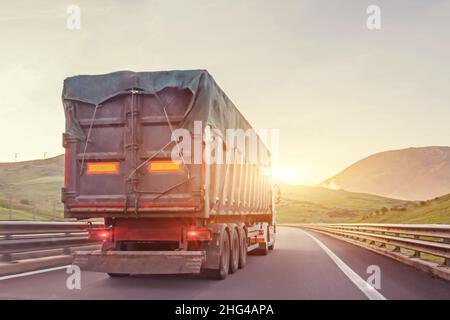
[62,70,275,279]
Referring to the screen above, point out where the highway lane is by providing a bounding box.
[0,226,449,300]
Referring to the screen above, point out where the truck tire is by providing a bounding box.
[206,229,230,280]
[229,228,239,274]
[238,226,247,269]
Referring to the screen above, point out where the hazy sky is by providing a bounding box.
[1,0,449,184]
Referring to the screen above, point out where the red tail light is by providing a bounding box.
[88,229,111,242]
[186,228,212,241]
[64,147,69,188]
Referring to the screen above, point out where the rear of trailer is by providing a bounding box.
[62,70,275,279]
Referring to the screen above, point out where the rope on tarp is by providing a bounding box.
[79,103,100,176]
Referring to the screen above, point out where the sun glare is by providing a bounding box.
[272,166,303,185]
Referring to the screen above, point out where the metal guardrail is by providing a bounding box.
[0,221,103,262]
[3,221,450,280]
[296,223,450,267]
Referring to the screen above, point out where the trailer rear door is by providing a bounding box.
[64,87,201,215]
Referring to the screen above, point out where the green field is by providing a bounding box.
[276,184,450,224]
[352,194,450,224]
[0,155,64,220]
[276,184,412,223]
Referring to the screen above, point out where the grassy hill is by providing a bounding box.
[276,184,414,223]
[276,183,450,224]
[352,194,450,224]
[321,146,450,201]
[0,155,64,220]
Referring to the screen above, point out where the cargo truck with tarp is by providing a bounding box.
[62,70,275,279]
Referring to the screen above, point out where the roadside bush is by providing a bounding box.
[20,199,32,206]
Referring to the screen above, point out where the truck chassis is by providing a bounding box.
[74,220,275,279]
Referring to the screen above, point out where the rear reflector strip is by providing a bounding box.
[86,162,119,175]
[148,160,181,172]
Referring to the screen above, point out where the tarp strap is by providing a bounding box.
[155,93,191,179]
[125,139,175,182]
[139,177,195,202]
[79,104,100,176]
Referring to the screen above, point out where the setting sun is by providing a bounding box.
[272,166,303,185]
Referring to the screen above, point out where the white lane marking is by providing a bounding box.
[300,229,386,300]
[0,265,70,281]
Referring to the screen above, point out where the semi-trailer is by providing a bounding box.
[62,70,275,279]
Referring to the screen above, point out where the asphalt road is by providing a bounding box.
[1,226,450,300]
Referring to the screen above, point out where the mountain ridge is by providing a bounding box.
[321,146,450,201]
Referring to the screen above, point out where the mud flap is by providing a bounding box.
[201,223,228,270]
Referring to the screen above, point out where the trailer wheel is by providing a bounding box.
[229,228,239,274]
[238,227,247,269]
[206,229,230,280]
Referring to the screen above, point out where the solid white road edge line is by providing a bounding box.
[300,229,387,300]
[0,265,71,281]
